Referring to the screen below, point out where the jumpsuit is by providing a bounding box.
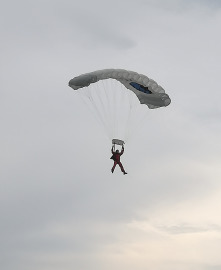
[111,146,126,174]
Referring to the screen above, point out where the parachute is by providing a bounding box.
[69,69,171,144]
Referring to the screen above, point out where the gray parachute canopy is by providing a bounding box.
[69,69,171,109]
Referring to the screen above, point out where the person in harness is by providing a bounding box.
[110,144,127,175]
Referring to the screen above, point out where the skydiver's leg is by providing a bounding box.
[118,162,126,174]
[112,161,117,173]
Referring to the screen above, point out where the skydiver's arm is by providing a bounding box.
[120,145,124,155]
[112,146,114,154]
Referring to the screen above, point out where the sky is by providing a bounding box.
[1,0,221,269]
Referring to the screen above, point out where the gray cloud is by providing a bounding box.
[0,0,136,52]
[204,266,221,270]
[157,223,221,234]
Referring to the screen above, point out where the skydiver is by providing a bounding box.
[110,144,127,175]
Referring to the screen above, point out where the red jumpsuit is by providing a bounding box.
[111,146,126,174]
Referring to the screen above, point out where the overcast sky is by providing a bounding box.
[1,0,221,269]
